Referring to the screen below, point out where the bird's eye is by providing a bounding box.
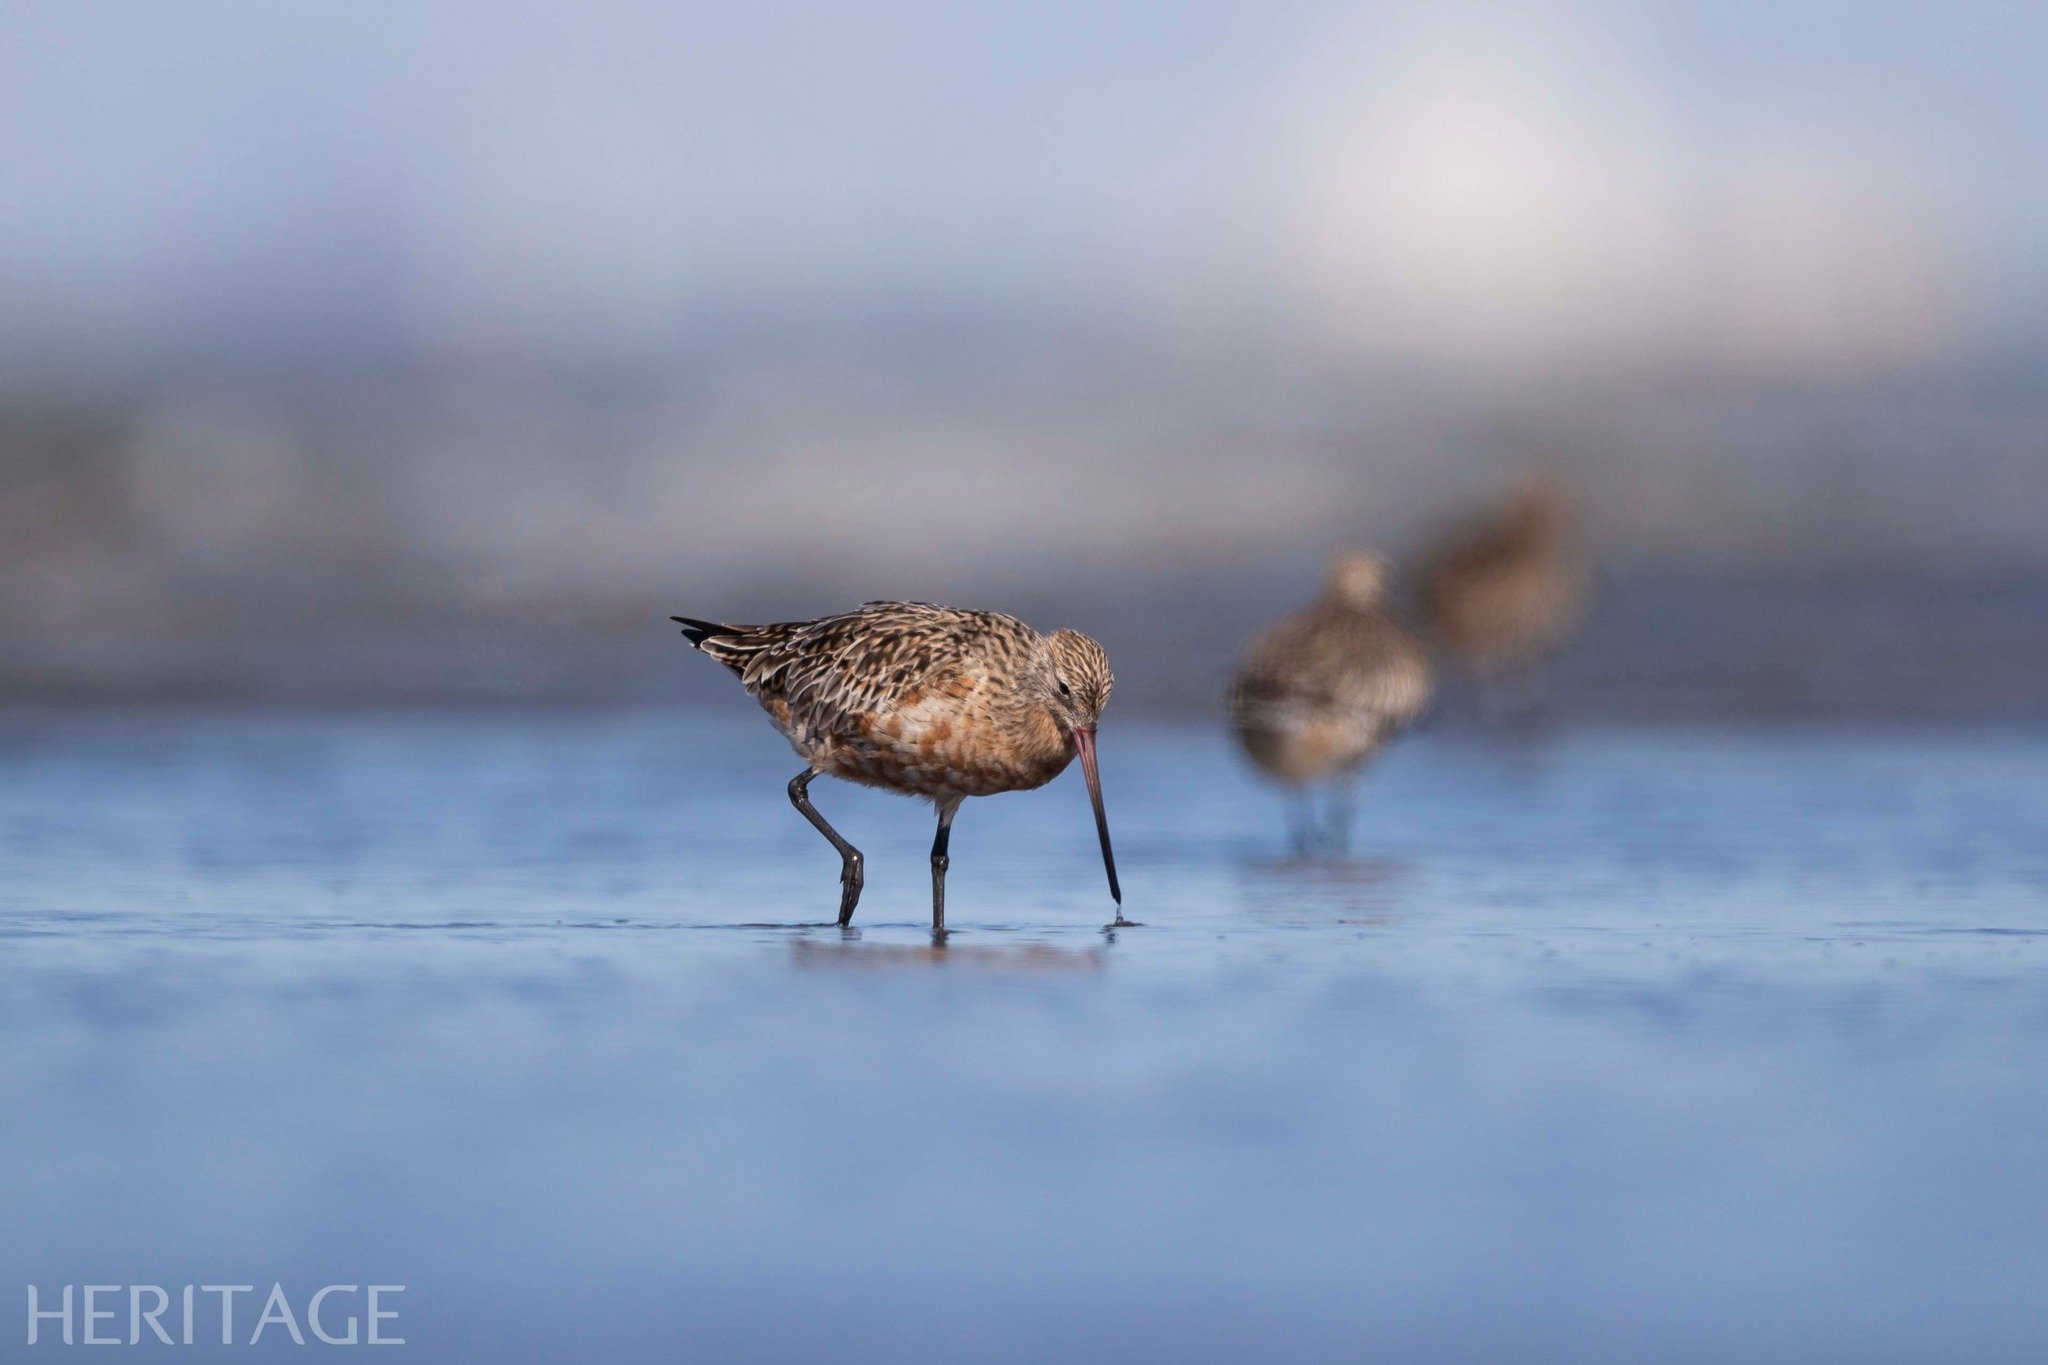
[1057,680,1073,700]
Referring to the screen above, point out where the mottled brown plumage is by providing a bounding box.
[673,601,1123,933]
[1415,483,1587,677]
[1229,553,1434,849]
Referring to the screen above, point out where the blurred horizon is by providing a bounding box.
[5,0,2047,715]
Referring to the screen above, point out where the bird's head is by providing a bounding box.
[1038,628,1115,733]
[1325,550,1389,608]
[1507,476,1569,540]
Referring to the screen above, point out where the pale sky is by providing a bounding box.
[3,0,2045,376]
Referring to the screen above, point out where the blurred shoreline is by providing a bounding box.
[6,569,2043,723]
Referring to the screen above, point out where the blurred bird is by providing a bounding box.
[672,601,1125,934]
[1415,480,1587,710]
[1229,552,1434,852]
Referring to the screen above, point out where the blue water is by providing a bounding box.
[2,709,2046,1361]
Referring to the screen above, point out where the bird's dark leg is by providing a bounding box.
[788,769,863,926]
[930,797,962,937]
[1286,788,1317,856]
[1325,776,1360,854]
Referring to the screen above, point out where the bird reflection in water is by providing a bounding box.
[789,939,1106,971]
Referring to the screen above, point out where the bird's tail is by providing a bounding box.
[671,616,737,648]
[671,615,772,677]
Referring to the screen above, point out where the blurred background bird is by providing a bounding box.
[1228,551,1435,853]
[1414,479,1588,717]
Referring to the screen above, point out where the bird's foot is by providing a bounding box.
[835,856,864,927]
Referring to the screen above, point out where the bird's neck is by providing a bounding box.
[1006,698,1074,774]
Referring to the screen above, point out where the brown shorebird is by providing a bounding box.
[1229,552,1434,852]
[1414,481,1587,699]
[672,601,1124,934]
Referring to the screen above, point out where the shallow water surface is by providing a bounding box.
[1,710,2045,1361]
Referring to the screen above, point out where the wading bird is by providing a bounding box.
[673,601,1125,934]
[1229,552,1434,852]
[1415,480,1586,709]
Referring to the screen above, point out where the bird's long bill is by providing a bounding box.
[1072,727,1122,906]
